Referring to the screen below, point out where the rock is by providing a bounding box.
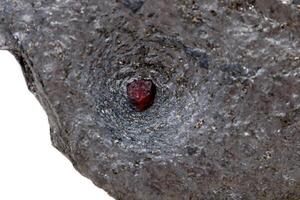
[1,0,300,199]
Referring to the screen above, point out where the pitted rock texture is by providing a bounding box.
[1,0,300,199]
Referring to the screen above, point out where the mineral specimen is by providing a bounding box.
[127,79,156,112]
[1,0,300,199]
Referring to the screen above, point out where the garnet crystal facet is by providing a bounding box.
[126,79,156,112]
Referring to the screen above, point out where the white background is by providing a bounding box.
[0,51,113,200]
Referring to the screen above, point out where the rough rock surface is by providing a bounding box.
[1,0,300,199]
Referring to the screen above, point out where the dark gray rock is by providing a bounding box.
[1,0,300,199]
[121,0,145,13]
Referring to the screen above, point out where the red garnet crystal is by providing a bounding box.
[126,79,156,112]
